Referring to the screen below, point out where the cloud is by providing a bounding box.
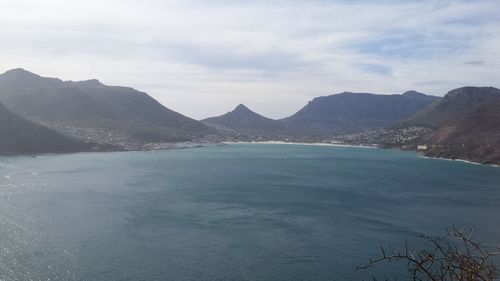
[165,44,310,72]
[0,0,499,119]
[463,60,485,66]
[356,64,392,76]
[348,31,471,59]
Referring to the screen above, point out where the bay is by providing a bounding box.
[1,143,499,280]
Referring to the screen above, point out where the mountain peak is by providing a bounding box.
[445,86,500,98]
[65,79,105,87]
[400,90,438,103]
[86,79,103,86]
[233,103,251,112]
[402,90,424,97]
[0,68,63,88]
[2,68,40,78]
[202,103,282,133]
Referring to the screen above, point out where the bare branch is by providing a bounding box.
[358,228,500,281]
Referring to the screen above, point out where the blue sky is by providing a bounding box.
[0,0,499,119]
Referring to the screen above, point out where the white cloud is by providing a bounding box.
[0,0,499,119]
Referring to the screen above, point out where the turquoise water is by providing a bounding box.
[1,144,500,280]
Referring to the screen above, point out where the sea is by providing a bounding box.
[0,143,499,281]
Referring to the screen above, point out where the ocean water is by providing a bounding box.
[1,143,500,281]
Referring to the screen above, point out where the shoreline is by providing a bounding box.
[419,155,499,168]
[223,140,377,149]
[3,140,498,168]
[225,141,500,168]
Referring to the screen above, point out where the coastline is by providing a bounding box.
[225,141,500,168]
[223,140,377,149]
[419,155,499,168]
[3,140,498,168]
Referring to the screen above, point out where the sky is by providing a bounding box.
[0,0,499,119]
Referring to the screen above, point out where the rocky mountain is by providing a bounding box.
[399,87,500,128]
[0,69,213,146]
[401,87,500,164]
[202,104,286,135]
[281,91,439,135]
[0,101,88,155]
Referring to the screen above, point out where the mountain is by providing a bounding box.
[0,101,88,155]
[281,91,440,135]
[0,68,63,89]
[202,104,285,135]
[0,69,213,146]
[399,86,500,128]
[400,87,500,164]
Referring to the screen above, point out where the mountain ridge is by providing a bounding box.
[399,86,500,129]
[0,69,214,147]
[280,91,440,135]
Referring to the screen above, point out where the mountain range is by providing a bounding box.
[204,86,500,164]
[203,91,439,137]
[0,69,213,149]
[280,91,439,135]
[0,68,499,164]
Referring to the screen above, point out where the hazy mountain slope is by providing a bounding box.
[0,86,118,122]
[0,101,88,155]
[0,69,213,143]
[75,84,208,133]
[282,91,439,135]
[202,104,286,134]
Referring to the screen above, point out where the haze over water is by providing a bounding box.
[1,144,499,280]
